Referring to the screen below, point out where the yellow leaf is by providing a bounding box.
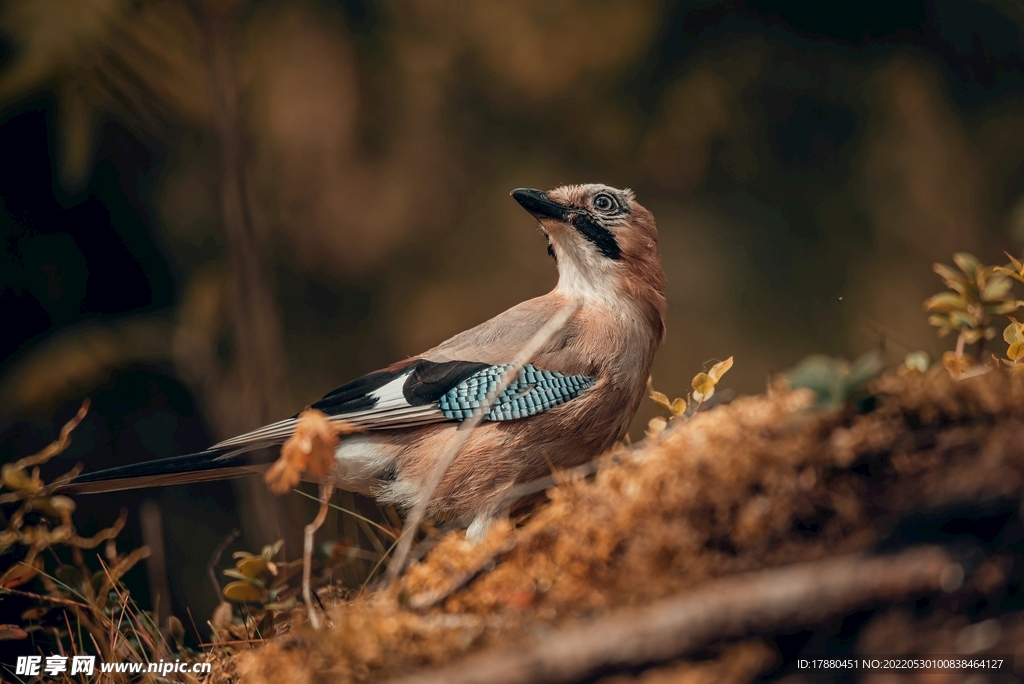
[669,398,687,416]
[994,265,1024,284]
[649,390,672,410]
[692,372,716,396]
[1009,342,1024,362]
[222,580,266,603]
[236,556,268,579]
[708,356,734,382]
[1004,319,1024,345]
[1005,251,1024,275]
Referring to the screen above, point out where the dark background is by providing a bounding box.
[3,0,1024,639]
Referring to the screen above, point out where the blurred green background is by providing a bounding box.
[3,0,1024,629]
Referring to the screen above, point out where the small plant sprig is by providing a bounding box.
[216,540,302,639]
[925,252,1022,375]
[647,357,733,437]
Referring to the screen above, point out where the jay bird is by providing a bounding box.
[63,184,666,538]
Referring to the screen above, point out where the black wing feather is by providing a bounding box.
[61,448,277,495]
[403,360,490,405]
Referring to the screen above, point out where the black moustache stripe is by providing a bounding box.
[571,214,621,260]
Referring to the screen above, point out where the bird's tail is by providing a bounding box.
[59,448,278,495]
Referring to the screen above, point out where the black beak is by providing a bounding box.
[511,188,571,222]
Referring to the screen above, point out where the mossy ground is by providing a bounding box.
[209,369,1024,683]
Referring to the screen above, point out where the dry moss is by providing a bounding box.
[214,369,1024,683]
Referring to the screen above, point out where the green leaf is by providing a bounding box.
[785,355,846,409]
[844,351,884,392]
[222,569,264,587]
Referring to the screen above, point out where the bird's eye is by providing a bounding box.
[593,193,616,213]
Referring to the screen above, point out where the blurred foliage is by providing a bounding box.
[783,352,884,411]
[924,252,1024,375]
[0,402,201,678]
[925,253,1020,350]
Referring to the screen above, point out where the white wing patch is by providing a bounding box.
[211,370,446,451]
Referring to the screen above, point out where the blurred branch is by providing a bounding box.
[386,547,956,684]
[189,0,300,550]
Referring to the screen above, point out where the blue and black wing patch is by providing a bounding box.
[439,364,595,421]
[211,360,593,451]
[310,360,489,415]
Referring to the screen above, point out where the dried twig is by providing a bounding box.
[384,547,956,684]
[384,300,582,584]
[207,529,240,603]
[304,484,334,629]
[139,500,171,639]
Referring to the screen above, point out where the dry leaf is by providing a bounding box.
[0,625,28,641]
[264,409,360,494]
[708,356,734,381]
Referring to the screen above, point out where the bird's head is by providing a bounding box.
[512,184,665,336]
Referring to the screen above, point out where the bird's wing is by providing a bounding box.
[211,357,596,451]
[62,306,595,496]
